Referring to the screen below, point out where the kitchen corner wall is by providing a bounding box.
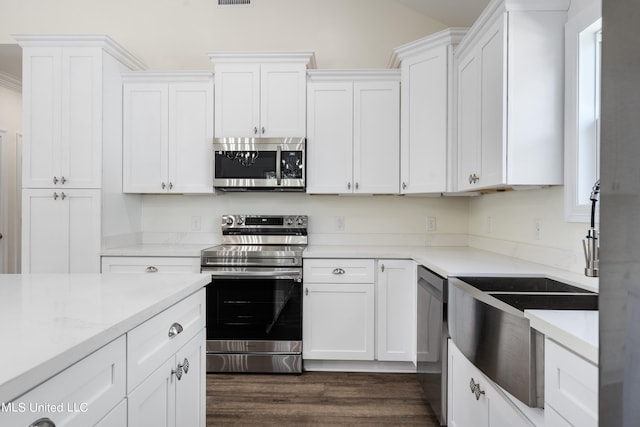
[140,193,469,247]
[467,186,591,274]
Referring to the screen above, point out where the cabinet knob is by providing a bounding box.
[161,182,166,190]
[169,182,173,190]
[145,266,158,273]
[261,126,265,134]
[347,182,351,190]
[29,418,56,427]
[0,233,3,240]
[355,182,359,190]
[60,176,66,184]
[168,322,184,338]
[53,176,58,185]
[173,358,190,381]
[332,268,345,275]
[469,378,485,400]
[305,288,309,296]
[60,192,66,200]
[381,264,385,273]
[402,182,407,190]
[254,126,258,135]
[53,192,59,200]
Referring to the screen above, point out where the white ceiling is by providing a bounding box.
[397,0,490,27]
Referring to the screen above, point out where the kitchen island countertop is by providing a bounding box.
[0,273,210,405]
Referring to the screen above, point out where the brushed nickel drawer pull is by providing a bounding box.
[332,268,345,275]
[145,266,158,273]
[168,322,184,338]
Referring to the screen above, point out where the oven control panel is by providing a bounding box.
[221,215,308,229]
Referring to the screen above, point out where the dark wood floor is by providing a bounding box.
[206,371,440,426]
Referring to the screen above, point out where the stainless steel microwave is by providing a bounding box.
[213,137,305,191]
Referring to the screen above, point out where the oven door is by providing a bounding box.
[204,268,303,373]
[213,138,305,190]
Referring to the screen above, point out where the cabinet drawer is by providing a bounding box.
[1,336,126,427]
[304,259,375,283]
[545,338,598,427]
[101,256,200,273]
[127,289,206,392]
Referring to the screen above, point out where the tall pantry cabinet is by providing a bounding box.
[16,35,145,273]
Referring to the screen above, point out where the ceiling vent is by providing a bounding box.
[218,0,252,7]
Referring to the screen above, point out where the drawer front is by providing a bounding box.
[101,256,200,273]
[544,338,598,427]
[1,336,126,427]
[303,259,375,283]
[127,289,206,392]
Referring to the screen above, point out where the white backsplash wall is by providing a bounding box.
[467,186,593,274]
[140,193,469,247]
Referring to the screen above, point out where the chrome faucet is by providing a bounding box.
[583,180,600,277]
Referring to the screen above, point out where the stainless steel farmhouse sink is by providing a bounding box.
[448,277,597,408]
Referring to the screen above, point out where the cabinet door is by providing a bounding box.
[214,64,260,137]
[477,17,506,188]
[260,63,307,137]
[22,47,62,188]
[306,82,354,194]
[376,260,416,362]
[22,47,102,189]
[401,47,449,193]
[353,81,400,194]
[448,340,534,427]
[175,329,206,427]
[456,50,481,192]
[128,357,176,427]
[303,282,375,360]
[169,81,214,193]
[61,47,102,188]
[448,340,490,427]
[22,188,100,273]
[123,82,169,193]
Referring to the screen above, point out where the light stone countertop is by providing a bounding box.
[525,309,599,364]
[0,273,210,405]
[100,243,600,362]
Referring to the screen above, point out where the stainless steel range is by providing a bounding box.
[201,214,307,374]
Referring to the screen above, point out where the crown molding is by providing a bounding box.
[208,51,316,69]
[388,27,469,68]
[13,34,146,71]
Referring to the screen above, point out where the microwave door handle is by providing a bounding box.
[276,145,282,186]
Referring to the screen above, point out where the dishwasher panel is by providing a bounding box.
[417,266,447,426]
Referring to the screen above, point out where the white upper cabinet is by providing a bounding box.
[122,72,214,194]
[390,29,467,194]
[209,52,315,138]
[306,70,400,194]
[454,0,570,192]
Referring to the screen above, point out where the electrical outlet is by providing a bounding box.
[426,216,437,232]
[335,216,345,232]
[534,219,541,240]
[191,216,201,231]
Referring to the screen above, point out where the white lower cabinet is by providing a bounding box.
[303,259,375,360]
[101,256,201,273]
[376,260,416,362]
[95,399,127,427]
[127,289,206,427]
[544,338,598,427]
[302,258,416,366]
[448,340,534,427]
[128,328,206,427]
[0,336,126,427]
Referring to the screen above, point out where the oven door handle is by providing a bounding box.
[276,145,282,186]
[205,269,302,281]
